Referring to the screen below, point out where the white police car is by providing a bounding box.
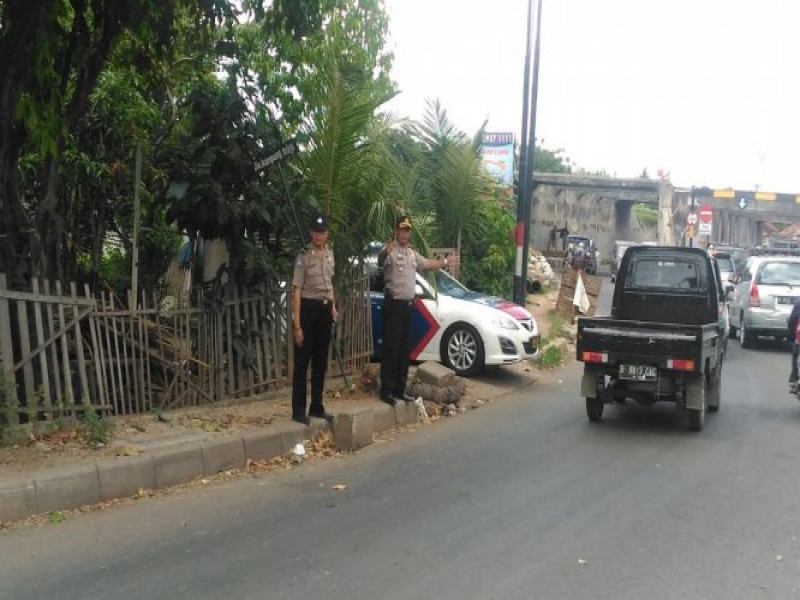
[371,270,539,376]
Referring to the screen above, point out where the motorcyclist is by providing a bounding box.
[788,297,800,387]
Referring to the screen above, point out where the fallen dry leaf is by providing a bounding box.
[332,484,347,491]
[116,446,140,457]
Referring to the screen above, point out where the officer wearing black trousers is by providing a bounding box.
[291,214,337,425]
[377,215,459,405]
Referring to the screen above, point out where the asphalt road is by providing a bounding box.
[2,278,800,599]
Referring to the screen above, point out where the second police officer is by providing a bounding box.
[291,214,337,425]
[378,215,460,405]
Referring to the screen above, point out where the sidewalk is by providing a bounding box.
[0,363,543,525]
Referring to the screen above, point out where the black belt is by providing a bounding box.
[385,294,414,306]
[301,297,332,305]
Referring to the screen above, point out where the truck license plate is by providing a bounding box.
[619,364,657,381]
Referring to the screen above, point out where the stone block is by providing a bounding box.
[0,478,36,523]
[394,401,417,426]
[242,428,284,462]
[371,403,397,432]
[202,436,246,475]
[332,408,374,451]
[35,464,100,514]
[153,445,204,489]
[97,455,156,501]
[414,361,456,388]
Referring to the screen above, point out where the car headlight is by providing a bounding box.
[492,317,519,330]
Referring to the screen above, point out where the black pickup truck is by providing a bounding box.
[576,246,728,431]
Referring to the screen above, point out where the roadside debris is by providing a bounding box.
[290,442,306,463]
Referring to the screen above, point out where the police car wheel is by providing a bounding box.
[441,323,485,376]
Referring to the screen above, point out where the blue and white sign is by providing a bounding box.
[737,196,748,210]
[480,132,515,186]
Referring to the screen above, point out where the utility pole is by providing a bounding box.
[513,0,536,306]
[521,0,544,302]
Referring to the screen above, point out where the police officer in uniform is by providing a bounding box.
[378,215,460,405]
[291,214,338,425]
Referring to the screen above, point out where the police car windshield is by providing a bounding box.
[433,270,469,297]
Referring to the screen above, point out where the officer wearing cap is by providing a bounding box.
[377,215,460,405]
[291,213,337,425]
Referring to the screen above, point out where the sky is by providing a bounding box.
[382,0,800,194]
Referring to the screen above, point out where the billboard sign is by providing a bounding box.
[480,132,515,186]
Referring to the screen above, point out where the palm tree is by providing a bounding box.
[299,41,401,260]
[413,99,496,256]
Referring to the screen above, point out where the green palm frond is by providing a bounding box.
[299,41,407,256]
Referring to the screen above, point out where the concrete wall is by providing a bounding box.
[530,185,658,262]
[529,178,770,254]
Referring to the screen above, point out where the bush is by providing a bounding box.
[538,344,563,369]
[79,410,115,447]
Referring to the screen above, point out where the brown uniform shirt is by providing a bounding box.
[292,245,335,301]
[380,245,428,300]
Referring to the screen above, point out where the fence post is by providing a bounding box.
[0,273,19,425]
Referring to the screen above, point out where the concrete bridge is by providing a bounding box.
[529,173,800,260]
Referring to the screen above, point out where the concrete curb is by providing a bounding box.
[0,400,426,524]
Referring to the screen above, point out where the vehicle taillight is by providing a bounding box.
[749,282,760,307]
[667,359,695,371]
[582,352,608,364]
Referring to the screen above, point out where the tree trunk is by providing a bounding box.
[0,2,62,285]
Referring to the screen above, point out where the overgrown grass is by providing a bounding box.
[47,511,66,524]
[537,344,564,368]
[79,410,115,447]
[543,311,565,343]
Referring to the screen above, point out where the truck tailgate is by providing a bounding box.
[577,318,714,370]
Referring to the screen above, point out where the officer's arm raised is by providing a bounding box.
[378,240,394,267]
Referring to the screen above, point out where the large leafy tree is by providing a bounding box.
[0,0,324,288]
[163,0,399,290]
[0,0,238,285]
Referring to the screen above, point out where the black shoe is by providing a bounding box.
[393,392,415,403]
[379,390,396,406]
[291,415,310,426]
[309,411,334,423]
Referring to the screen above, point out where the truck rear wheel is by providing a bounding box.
[586,397,604,422]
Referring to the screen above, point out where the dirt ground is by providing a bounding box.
[0,284,566,478]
